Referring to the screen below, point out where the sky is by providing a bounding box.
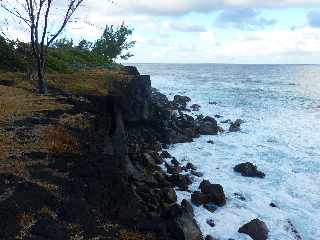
[3,0,320,64]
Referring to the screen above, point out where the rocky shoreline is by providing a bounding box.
[0,66,269,240]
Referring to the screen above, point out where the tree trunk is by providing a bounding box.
[37,61,47,94]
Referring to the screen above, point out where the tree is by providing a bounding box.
[93,23,136,62]
[77,39,92,51]
[0,0,84,93]
[52,37,74,49]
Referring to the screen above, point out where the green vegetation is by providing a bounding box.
[0,23,136,74]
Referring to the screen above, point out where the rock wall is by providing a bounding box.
[98,67,205,239]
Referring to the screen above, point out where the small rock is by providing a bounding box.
[207,140,214,144]
[205,235,217,240]
[234,193,246,201]
[186,162,197,170]
[214,115,222,118]
[171,158,180,166]
[160,151,172,159]
[206,219,215,227]
[209,101,217,105]
[203,203,217,213]
[229,119,242,132]
[234,162,265,178]
[238,218,269,240]
[190,104,201,111]
[270,202,278,208]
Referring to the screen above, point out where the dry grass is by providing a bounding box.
[0,68,121,164]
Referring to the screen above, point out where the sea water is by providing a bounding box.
[136,64,320,240]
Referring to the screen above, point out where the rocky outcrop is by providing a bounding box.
[238,219,269,240]
[191,180,226,207]
[229,119,243,132]
[234,162,265,178]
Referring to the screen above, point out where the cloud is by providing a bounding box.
[307,11,320,28]
[162,21,206,32]
[105,0,320,16]
[215,8,276,30]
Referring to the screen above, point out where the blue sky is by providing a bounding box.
[3,0,320,64]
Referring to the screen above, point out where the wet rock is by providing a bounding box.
[191,104,201,111]
[199,180,226,206]
[171,158,180,166]
[173,95,191,109]
[186,162,197,171]
[270,202,278,208]
[160,151,172,159]
[167,164,182,175]
[168,203,203,240]
[205,235,217,240]
[229,119,242,132]
[31,216,68,240]
[209,101,217,105]
[168,174,191,190]
[206,219,215,227]
[207,140,214,144]
[238,219,269,240]
[234,193,246,201]
[191,191,209,206]
[191,170,203,178]
[287,220,302,240]
[214,115,222,118]
[234,162,265,178]
[198,116,219,135]
[203,203,217,213]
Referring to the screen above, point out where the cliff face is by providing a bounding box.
[97,67,204,239]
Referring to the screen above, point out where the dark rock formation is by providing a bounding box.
[161,151,172,159]
[191,104,201,111]
[173,95,191,109]
[198,116,219,135]
[203,203,217,213]
[229,119,242,132]
[206,219,215,227]
[234,162,265,178]
[31,216,68,240]
[238,219,269,240]
[205,235,217,240]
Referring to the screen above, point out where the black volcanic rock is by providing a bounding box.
[238,219,269,240]
[234,162,265,178]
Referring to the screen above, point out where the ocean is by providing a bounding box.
[135,64,320,240]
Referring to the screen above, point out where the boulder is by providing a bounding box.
[168,203,203,240]
[169,174,191,190]
[167,164,182,175]
[191,104,201,111]
[229,119,242,132]
[171,158,181,166]
[238,219,269,240]
[191,191,209,206]
[198,117,219,135]
[173,95,191,109]
[234,162,265,178]
[199,180,226,206]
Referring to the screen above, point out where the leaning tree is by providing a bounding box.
[0,0,84,93]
